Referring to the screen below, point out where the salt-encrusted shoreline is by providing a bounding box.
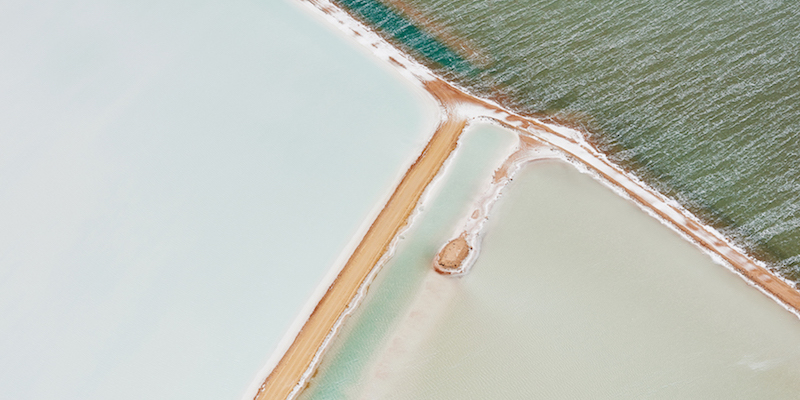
[434,130,561,275]
[251,0,800,399]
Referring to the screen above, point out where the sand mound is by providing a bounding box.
[436,235,471,273]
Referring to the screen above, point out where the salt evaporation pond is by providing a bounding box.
[0,0,432,398]
[302,126,800,399]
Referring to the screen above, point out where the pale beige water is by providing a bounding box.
[351,160,800,399]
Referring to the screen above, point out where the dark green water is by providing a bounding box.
[335,0,478,75]
[337,0,800,282]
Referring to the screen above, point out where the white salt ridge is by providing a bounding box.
[456,84,800,315]
[434,88,800,318]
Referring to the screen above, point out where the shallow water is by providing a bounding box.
[0,0,432,398]
[306,157,800,399]
[339,0,800,282]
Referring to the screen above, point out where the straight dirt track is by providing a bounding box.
[255,82,467,399]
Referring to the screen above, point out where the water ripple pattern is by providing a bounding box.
[352,0,800,281]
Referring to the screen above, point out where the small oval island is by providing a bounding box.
[434,233,472,275]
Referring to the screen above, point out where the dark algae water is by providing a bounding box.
[334,0,479,75]
[335,0,800,283]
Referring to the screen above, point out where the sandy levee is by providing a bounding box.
[255,80,468,399]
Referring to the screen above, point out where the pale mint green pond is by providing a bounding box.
[0,0,432,398]
[303,129,800,398]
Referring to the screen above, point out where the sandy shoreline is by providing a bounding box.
[255,0,800,398]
